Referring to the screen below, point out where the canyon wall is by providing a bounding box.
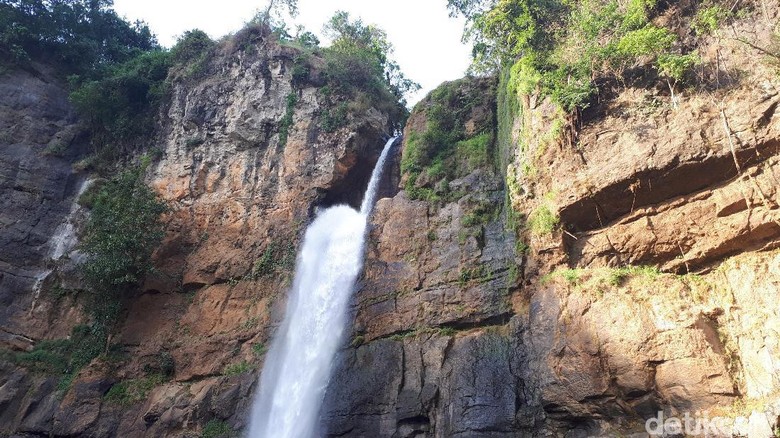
[0,29,398,437]
[0,8,779,438]
[320,7,780,438]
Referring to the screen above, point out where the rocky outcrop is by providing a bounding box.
[0,28,398,436]
[0,64,88,350]
[319,8,780,437]
[1,8,779,438]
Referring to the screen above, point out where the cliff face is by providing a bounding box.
[1,9,779,438]
[0,30,397,437]
[320,10,780,438]
[0,65,87,351]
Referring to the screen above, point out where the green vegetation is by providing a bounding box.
[143,350,175,377]
[69,50,171,148]
[0,0,157,74]
[449,0,704,111]
[560,268,581,285]
[350,335,365,347]
[12,324,104,389]
[3,2,416,166]
[277,92,298,147]
[81,167,166,300]
[222,360,253,376]
[0,1,219,171]
[458,265,492,286]
[527,203,559,236]
[462,201,499,227]
[251,343,267,357]
[692,5,732,35]
[201,419,236,438]
[320,11,419,129]
[250,240,296,279]
[104,374,167,405]
[11,165,170,389]
[539,264,727,308]
[71,166,166,379]
[401,79,495,202]
[69,29,216,171]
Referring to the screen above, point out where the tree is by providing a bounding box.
[322,11,419,107]
[252,0,298,34]
[81,166,167,297]
[0,0,157,73]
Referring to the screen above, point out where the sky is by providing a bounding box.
[112,0,473,105]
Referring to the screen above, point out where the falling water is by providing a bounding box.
[248,136,398,438]
[49,178,94,261]
[30,178,94,312]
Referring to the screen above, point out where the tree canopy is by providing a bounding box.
[448,0,700,111]
[322,11,419,109]
[0,0,158,74]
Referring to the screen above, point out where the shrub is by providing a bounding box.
[69,50,172,164]
[81,167,167,293]
[251,343,267,357]
[251,240,296,279]
[201,420,235,438]
[527,204,559,236]
[222,361,253,376]
[0,0,158,74]
[277,92,297,147]
[13,325,105,389]
[657,52,699,82]
[319,11,417,130]
[104,374,166,405]
[615,25,676,59]
[401,79,495,202]
[560,269,581,285]
[693,6,731,35]
[452,0,693,111]
[171,29,213,64]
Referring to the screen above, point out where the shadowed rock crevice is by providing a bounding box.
[316,136,402,211]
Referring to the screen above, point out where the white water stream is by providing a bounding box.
[247,137,397,438]
[30,178,93,312]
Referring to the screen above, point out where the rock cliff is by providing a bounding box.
[0,8,779,438]
[0,29,398,437]
[319,9,780,438]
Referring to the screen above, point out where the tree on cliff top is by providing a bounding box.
[0,0,158,74]
[321,11,419,126]
[447,0,699,111]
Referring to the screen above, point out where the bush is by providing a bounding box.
[70,50,172,151]
[13,325,105,389]
[401,79,494,202]
[693,5,731,35]
[657,52,699,82]
[104,374,166,405]
[81,167,166,291]
[452,0,697,111]
[615,25,676,59]
[527,204,559,236]
[222,361,253,376]
[319,11,417,131]
[201,420,235,438]
[80,166,167,330]
[171,29,213,64]
[250,240,296,279]
[277,92,297,147]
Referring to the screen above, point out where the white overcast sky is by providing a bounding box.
[113,0,472,105]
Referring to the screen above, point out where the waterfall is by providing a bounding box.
[49,178,94,261]
[248,136,398,438]
[30,178,93,313]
